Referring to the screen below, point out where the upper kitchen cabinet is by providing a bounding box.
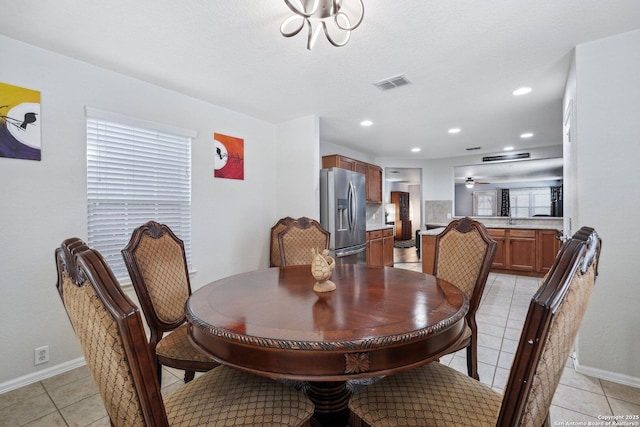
[322,154,383,203]
[366,164,382,203]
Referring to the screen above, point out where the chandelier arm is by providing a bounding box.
[323,21,351,47]
[284,0,320,18]
[281,15,305,38]
[306,18,317,50]
[334,0,364,31]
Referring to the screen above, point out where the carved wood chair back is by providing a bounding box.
[56,239,315,427]
[121,220,218,383]
[270,216,294,267]
[433,216,497,379]
[277,217,330,266]
[348,227,601,427]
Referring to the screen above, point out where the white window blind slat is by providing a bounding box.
[86,115,192,282]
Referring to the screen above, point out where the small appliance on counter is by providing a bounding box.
[320,168,366,264]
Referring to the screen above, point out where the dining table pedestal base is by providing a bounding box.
[305,381,351,426]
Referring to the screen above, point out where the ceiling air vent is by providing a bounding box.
[482,152,530,162]
[466,146,482,151]
[373,75,411,91]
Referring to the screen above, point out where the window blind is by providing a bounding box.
[509,187,552,217]
[86,110,193,282]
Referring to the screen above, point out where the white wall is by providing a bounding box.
[571,29,640,385]
[276,115,320,220]
[0,35,317,390]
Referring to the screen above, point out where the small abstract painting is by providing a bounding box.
[213,132,244,180]
[0,82,41,161]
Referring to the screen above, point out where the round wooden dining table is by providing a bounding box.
[186,264,468,426]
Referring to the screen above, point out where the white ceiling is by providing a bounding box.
[2,1,639,160]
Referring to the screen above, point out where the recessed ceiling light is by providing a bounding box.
[411,148,421,152]
[520,132,534,139]
[504,146,514,151]
[360,120,373,127]
[448,128,461,134]
[513,87,532,96]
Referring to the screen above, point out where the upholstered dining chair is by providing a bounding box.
[121,220,219,383]
[55,239,315,427]
[432,216,497,380]
[270,216,294,267]
[348,227,601,427]
[277,217,330,266]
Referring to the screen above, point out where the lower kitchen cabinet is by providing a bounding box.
[509,229,536,272]
[382,231,394,266]
[536,229,562,273]
[421,233,437,275]
[487,228,561,276]
[367,228,394,267]
[488,228,507,269]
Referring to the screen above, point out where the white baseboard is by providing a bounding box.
[572,352,640,389]
[0,358,86,394]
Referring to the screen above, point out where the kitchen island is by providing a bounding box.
[421,217,563,277]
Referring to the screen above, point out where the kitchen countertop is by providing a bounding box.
[426,217,562,231]
[366,224,394,231]
[419,227,446,236]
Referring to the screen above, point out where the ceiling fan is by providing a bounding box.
[465,177,490,188]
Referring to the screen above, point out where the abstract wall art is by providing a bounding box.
[0,82,41,161]
[213,132,244,180]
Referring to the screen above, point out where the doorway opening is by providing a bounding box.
[384,167,422,264]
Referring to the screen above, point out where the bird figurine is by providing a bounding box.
[311,248,336,292]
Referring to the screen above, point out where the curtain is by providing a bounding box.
[500,188,510,216]
[551,185,563,217]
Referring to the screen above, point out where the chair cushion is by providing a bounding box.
[156,323,215,364]
[349,362,501,427]
[165,366,314,426]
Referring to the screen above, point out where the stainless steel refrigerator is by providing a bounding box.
[320,168,367,264]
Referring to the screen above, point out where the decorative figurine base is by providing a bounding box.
[313,280,336,293]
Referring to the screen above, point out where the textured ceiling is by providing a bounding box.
[1,1,639,159]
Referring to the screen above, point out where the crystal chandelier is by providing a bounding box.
[280,0,365,50]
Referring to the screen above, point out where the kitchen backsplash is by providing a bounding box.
[424,200,452,225]
[366,203,385,226]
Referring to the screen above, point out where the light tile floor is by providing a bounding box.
[1,262,638,426]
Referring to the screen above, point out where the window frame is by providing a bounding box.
[509,187,552,218]
[85,107,196,282]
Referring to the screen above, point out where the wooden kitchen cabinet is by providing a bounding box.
[382,228,394,266]
[367,228,394,267]
[322,154,383,203]
[421,233,437,275]
[366,164,383,203]
[487,228,561,276]
[487,228,507,269]
[322,154,358,171]
[509,229,536,272]
[536,229,562,273]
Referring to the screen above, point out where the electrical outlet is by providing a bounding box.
[34,345,49,365]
